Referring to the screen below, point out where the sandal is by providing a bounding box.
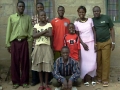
[96,80,102,84]
[84,82,89,86]
[13,84,19,89]
[22,84,29,88]
[103,82,109,87]
[38,86,44,90]
[91,81,96,86]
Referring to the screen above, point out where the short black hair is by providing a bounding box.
[17,1,25,7]
[38,11,46,15]
[93,6,101,11]
[36,2,44,7]
[61,46,69,51]
[77,6,86,13]
[67,23,75,27]
[58,6,65,10]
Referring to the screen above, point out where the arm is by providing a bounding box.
[43,27,52,37]
[52,61,66,83]
[27,16,33,42]
[69,62,80,82]
[76,31,89,51]
[33,28,48,39]
[6,16,12,53]
[110,27,115,51]
[92,27,97,51]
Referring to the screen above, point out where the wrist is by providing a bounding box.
[112,42,115,45]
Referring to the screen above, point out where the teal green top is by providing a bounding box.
[92,15,114,42]
[6,13,33,47]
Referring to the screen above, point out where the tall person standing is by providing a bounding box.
[51,6,70,60]
[6,1,33,89]
[92,6,115,87]
[74,6,97,86]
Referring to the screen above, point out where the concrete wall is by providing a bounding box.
[0,0,120,68]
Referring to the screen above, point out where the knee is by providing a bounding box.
[51,78,60,87]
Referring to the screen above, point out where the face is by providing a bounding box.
[78,8,86,19]
[39,11,46,22]
[37,4,44,12]
[68,24,75,34]
[57,7,65,17]
[61,48,69,60]
[17,3,25,14]
[93,7,101,18]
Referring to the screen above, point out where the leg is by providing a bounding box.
[31,70,40,86]
[96,49,102,82]
[38,72,44,90]
[54,51,61,61]
[20,40,29,86]
[44,72,51,90]
[73,78,81,87]
[102,44,111,83]
[84,74,90,86]
[11,41,20,85]
[51,78,61,87]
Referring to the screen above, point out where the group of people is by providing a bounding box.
[5,1,115,90]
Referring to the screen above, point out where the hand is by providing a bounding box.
[68,80,72,89]
[82,43,89,51]
[112,44,115,51]
[7,47,11,53]
[62,80,68,90]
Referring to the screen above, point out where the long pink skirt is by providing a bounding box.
[80,41,97,79]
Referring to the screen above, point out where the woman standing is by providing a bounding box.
[74,6,97,86]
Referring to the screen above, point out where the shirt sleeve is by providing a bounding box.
[69,61,80,82]
[47,23,52,28]
[27,16,33,42]
[52,60,66,83]
[74,21,79,31]
[107,16,114,28]
[6,16,12,47]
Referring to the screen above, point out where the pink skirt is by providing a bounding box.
[80,41,97,79]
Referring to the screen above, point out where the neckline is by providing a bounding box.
[79,18,88,23]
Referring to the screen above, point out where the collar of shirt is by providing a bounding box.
[16,13,24,16]
[60,57,71,65]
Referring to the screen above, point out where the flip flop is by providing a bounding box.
[84,82,89,86]
[103,82,109,87]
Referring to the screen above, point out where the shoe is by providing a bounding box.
[55,87,61,90]
[72,87,77,90]
[103,82,109,87]
[13,84,19,89]
[91,81,96,86]
[84,82,89,86]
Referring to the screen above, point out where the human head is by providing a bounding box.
[57,6,65,18]
[68,23,75,34]
[17,1,25,14]
[36,2,44,12]
[61,46,69,61]
[93,6,101,18]
[38,11,46,22]
[77,6,86,19]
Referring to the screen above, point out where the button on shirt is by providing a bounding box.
[52,57,80,83]
[6,13,33,47]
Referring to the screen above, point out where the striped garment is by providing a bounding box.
[52,57,80,83]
